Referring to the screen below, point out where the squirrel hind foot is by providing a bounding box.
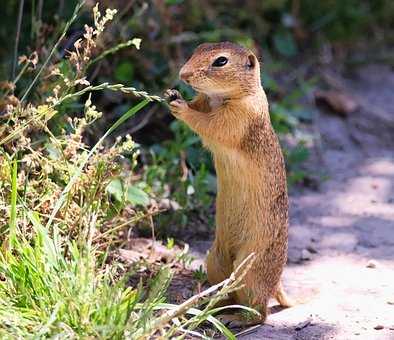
[274,284,295,308]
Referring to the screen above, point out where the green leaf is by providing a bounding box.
[126,185,149,206]
[166,238,175,249]
[106,178,124,202]
[165,0,184,5]
[287,145,310,164]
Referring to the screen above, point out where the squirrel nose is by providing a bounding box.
[180,71,193,83]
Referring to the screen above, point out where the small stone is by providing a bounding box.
[374,325,384,330]
[301,249,313,261]
[295,318,312,331]
[366,260,378,268]
[387,300,394,305]
[306,245,318,254]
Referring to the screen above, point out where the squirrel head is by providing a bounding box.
[179,42,261,97]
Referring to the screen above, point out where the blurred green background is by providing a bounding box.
[1,0,393,234]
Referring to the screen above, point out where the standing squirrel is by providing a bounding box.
[165,42,292,323]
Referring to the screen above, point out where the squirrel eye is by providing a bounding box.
[212,56,228,67]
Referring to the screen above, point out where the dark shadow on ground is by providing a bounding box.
[238,320,338,340]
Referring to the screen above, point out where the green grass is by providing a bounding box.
[0,2,258,338]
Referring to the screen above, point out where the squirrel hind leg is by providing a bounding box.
[206,248,232,285]
[274,282,294,308]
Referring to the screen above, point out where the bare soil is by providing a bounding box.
[188,64,394,339]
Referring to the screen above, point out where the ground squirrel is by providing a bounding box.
[165,42,292,323]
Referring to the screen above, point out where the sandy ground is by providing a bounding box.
[189,64,394,339]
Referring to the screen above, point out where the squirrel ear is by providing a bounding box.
[247,54,256,68]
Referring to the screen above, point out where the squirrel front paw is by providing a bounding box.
[164,89,188,117]
[164,89,182,102]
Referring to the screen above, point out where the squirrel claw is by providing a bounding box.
[168,99,188,116]
[164,89,182,102]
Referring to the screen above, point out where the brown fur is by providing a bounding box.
[165,42,292,322]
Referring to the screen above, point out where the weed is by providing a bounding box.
[193,265,208,283]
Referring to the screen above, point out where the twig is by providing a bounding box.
[234,324,262,337]
[93,209,164,242]
[149,280,233,333]
[149,213,156,256]
[128,105,158,134]
[142,253,256,337]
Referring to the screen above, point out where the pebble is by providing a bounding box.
[374,325,384,330]
[366,260,378,268]
[295,318,312,331]
[306,245,318,254]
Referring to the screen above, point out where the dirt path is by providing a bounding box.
[190,64,394,339]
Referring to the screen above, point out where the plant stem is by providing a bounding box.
[12,0,25,81]
[46,99,150,229]
[9,159,18,248]
[87,38,141,69]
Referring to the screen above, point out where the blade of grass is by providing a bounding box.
[12,0,25,80]
[46,98,150,229]
[0,83,162,147]
[206,304,259,316]
[9,159,18,248]
[141,303,240,340]
[184,306,235,340]
[20,1,84,102]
